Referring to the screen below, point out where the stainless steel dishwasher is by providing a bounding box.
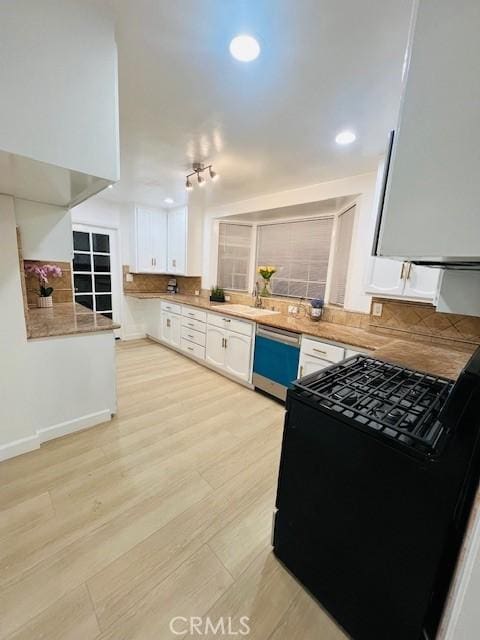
[252,324,301,401]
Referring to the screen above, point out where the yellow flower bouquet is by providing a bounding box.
[257,265,277,296]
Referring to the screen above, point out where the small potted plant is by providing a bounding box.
[257,265,277,297]
[309,297,324,321]
[24,262,63,308]
[210,285,226,303]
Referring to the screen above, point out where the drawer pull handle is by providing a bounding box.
[188,334,194,339]
[223,318,231,322]
[313,348,327,355]
[188,347,194,351]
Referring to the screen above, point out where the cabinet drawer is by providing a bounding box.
[207,312,254,337]
[182,306,207,323]
[301,337,344,363]
[180,338,205,360]
[181,326,206,347]
[160,301,182,315]
[181,316,206,334]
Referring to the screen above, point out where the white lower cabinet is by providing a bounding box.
[205,316,253,383]
[298,336,346,378]
[298,353,333,378]
[160,311,181,348]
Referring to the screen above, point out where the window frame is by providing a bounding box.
[214,206,356,306]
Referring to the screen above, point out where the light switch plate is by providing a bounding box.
[372,302,383,317]
[225,295,231,302]
[126,273,134,283]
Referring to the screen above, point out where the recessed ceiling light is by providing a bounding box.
[335,130,356,145]
[164,197,174,205]
[229,35,260,62]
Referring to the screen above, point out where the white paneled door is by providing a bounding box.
[72,224,121,337]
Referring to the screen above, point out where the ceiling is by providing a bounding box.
[101,0,413,209]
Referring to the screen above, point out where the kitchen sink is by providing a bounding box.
[218,304,280,317]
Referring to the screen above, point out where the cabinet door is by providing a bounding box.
[160,312,172,343]
[150,211,167,273]
[135,208,154,272]
[365,257,405,297]
[205,326,226,369]
[170,313,182,348]
[146,300,162,339]
[402,264,440,302]
[298,353,332,378]
[167,208,186,274]
[225,332,252,382]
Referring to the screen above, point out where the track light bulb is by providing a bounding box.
[185,177,193,191]
[209,167,219,181]
[197,173,205,186]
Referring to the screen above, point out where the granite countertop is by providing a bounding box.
[27,303,120,339]
[126,291,477,379]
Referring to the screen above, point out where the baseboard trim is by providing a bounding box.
[37,409,112,443]
[0,434,40,462]
[0,409,112,462]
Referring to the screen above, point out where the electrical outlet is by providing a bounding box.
[194,290,200,296]
[372,302,383,317]
[126,273,134,283]
[291,306,298,314]
[225,295,231,302]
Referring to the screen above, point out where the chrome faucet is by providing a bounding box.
[253,281,263,308]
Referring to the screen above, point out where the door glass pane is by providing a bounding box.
[74,274,92,293]
[93,233,110,253]
[73,231,90,252]
[96,294,112,312]
[76,295,94,310]
[94,274,111,292]
[73,253,91,272]
[93,255,110,272]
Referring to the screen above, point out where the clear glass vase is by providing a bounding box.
[260,278,272,297]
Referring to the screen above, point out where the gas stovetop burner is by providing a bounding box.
[294,355,454,457]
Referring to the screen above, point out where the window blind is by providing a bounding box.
[256,218,334,299]
[217,223,252,291]
[329,206,355,306]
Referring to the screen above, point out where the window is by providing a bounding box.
[73,229,113,319]
[256,218,334,299]
[217,223,252,291]
[329,206,355,306]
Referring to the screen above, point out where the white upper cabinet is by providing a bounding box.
[0,0,119,206]
[131,204,202,276]
[133,207,167,273]
[376,0,480,261]
[366,257,440,302]
[167,208,186,275]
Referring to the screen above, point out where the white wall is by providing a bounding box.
[0,195,116,460]
[15,199,73,262]
[0,196,35,448]
[204,171,379,312]
[0,0,119,181]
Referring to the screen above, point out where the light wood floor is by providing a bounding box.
[0,339,347,640]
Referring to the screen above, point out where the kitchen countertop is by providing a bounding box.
[27,302,120,339]
[125,292,477,379]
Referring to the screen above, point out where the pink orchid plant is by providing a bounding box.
[24,263,63,298]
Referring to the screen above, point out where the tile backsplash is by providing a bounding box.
[370,297,480,345]
[123,266,201,295]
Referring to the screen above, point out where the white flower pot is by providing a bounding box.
[37,296,53,308]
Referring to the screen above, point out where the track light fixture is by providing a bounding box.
[185,162,219,191]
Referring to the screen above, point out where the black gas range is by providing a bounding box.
[273,349,480,640]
